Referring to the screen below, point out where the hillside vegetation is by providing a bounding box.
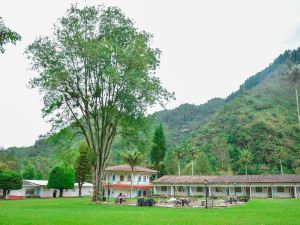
[184,51,300,175]
[2,48,300,177]
[152,98,225,146]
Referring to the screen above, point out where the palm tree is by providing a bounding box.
[121,150,143,198]
[275,147,287,174]
[281,62,300,130]
[239,149,252,175]
[172,146,184,175]
[188,146,200,176]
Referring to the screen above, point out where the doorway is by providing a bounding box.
[268,187,272,198]
[245,187,250,196]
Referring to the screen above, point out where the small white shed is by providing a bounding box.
[8,180,93,199]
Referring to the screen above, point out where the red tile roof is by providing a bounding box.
[105,164,158,174]
[152,175,300,184]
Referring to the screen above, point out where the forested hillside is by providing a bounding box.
[151,98,225,146]
[0,97,224,177]
[2,47,300,178]
[180,49,300,175]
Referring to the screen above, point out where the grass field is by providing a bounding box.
[1,198,300,225]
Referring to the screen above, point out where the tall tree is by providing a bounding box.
[121,150,143,198]
[0,17,21,53]
[0,171,22,198]
[239,149,252,175]
[47,165,75,197]
[150,124,167,176]
[281,62,300,130]
[275,147,287,175]
[187,146,200,176]
[26,5,173,202]
[172,146,184,176]
[75,142,92,196]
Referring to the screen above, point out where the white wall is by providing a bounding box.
[153,185,300,198]
[107,187,151,198]
[105,172,151,185]
[9,185,93,198]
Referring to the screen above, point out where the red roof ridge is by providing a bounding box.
[105,164,158,174]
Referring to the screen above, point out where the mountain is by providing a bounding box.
[184,48,300,175]
[2,47,300,177]
[151,98,225,146]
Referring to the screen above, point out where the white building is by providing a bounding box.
[152,174,300,198]
[7,180,93,199]
[103,165,158,198]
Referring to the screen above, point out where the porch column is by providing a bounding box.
[208,186,211,196]
[228,186,232,196]
[294,186,297,199]
[153,186,156,195]
[170,185,174,196]
[248,186,251,198]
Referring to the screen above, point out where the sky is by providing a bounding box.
[1,0,300,148]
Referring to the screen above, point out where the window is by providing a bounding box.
[127,175,131,182]
[277,187,284,193]
[138,190,141,196]
[143,176,146,182]
[112,174,115,181]
[138,176,141,182]
[255,187,263,193]
[120,175,124,181]
[161,186,167,191]
[216,187,223,192]
[143,190,147,196]
[196,187,203,192]
[235,187,241,193]
[25,189,34,196]
[178,186,184,192]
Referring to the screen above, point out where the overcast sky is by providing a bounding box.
[1,0,300,148]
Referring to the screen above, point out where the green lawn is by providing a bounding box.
[1,198,300,225]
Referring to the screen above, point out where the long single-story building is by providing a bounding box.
[6,180,93,199]
[152,174,300,198]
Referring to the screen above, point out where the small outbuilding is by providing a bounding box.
[6,180,93,199]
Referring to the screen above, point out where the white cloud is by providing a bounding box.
[1,0,300,147]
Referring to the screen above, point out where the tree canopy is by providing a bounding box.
[0,17,21,53]
[47,165,75,197]
[26,5,173,201]
[75,142,92,196]
[150,124,167,176]
[22,162,36,179]
[0,171,22,198]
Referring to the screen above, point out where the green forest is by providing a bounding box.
[1,23,300,180]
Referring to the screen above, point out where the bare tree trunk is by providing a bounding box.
[130,171,133,198]
[92,165,100,202]
[78,182,82,197]
[295,85,300,130]
[192,160,194,176]
[245,164,247,175]
[280,159,283,175]
[2,189,7,199]
[178,161,181,176]
[59,189,63,197]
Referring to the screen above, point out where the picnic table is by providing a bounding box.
[115,196,126,204]
[174,198,189,206]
